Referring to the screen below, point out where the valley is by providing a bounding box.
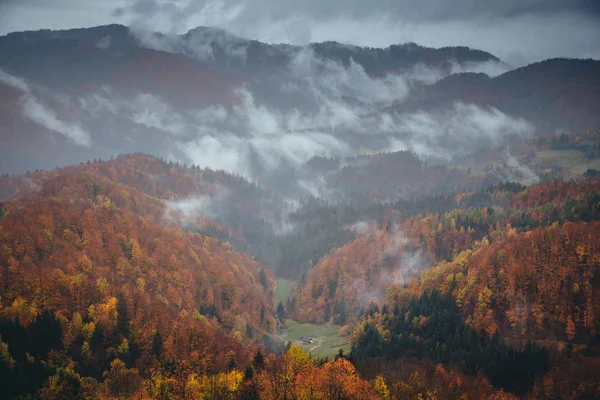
[0,20,599,400]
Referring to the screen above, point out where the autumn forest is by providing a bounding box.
[1,20,600,400]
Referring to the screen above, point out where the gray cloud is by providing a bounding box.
[0,69,92,147]
[72,48,531,194]
[0,0,598,66]
[385,103,535,158]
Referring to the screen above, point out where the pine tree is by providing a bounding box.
[244,364,255,381]
[151,330,163,360]
[227,352,237,371]
[252,350,264,370]
[276,302,285,319]
[116,293,130,338]
[259,268,268,288]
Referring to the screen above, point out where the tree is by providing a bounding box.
[152,330,164,360]
[244,364,255,381]
[566,317,576,342]
[227,351,237,371]
[253,350,265,370]
[259,268,268,288]
[373,375,391,400]
[29,310,63,359]
[116,292,130,338]
[103,359,141,398]
[276,302,285,319]
[39,368,84,400]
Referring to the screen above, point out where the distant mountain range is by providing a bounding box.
[0,24,599,175]
[0,24,501,83]
[391,58,600,132]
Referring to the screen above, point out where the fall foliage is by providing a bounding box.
[1,153,600,399]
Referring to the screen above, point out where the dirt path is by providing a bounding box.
[308,338,324,353]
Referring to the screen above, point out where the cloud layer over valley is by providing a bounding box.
[0,37,536,200]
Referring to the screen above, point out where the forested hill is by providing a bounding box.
[288,175,600,397]
[0,162,280,398]
[392,58,600,132]
[1,150,600,398]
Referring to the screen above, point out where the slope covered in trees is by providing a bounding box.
[352,289,549,394]
[292,176,600,328]
[0,153,599,398]
[395,58,600,132]
[0,167,278,398]
[417,222,600,342]
[287,175,600,397]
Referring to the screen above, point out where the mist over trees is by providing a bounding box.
[0,19,600,400]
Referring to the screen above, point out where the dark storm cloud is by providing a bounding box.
[0,0,599,65]
[114,0,600,22]
[117,0,600,65]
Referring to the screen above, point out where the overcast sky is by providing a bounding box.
[1,0,599,66]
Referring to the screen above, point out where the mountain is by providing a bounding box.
[286,175,600,396]
[2,22,600,400]
[0,156,284,398]
[0,24,501,84]
[292,176,600,329]
[391,58,600,132]
[0,24,507,176]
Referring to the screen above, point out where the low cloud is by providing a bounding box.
[0,69,91,147]
[22,98,92,147]
[346,221,374,235]
[2,41,534,194]
[504,150,539,185]
[1,0,598,66]
[80,88,187,136]
[0,69,29,92]
[488,149,540,185]
[109,0,600,66]
[351,224,433,309]
[164,196,215,223]
[386,102,535,159]
[76,72,534,198]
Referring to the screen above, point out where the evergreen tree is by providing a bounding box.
[252,350,264,370]
[244,364,255,380]
[259,268,268,288]
[116,292,130,338]
[151,331,163,360]
[352,290,549,395]
[29,310,63,359]
[227,352,237,371]
[276,302,285,319]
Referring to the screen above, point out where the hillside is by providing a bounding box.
[0,24,505,176]
[1,154,599,398]
[1,18,600,399]
[292,176,600,331]
[0,165,278,398]
[287,176,600,396]
[393,58,600,132]
[417,222,600,342]
[0,25,500,84]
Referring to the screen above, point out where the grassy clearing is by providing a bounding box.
[534,149,600,178]
[570,159,600,176]
[280,319,350,359]
[535,149,586,167]
[274,279,350,358]
[274,278,297,307]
